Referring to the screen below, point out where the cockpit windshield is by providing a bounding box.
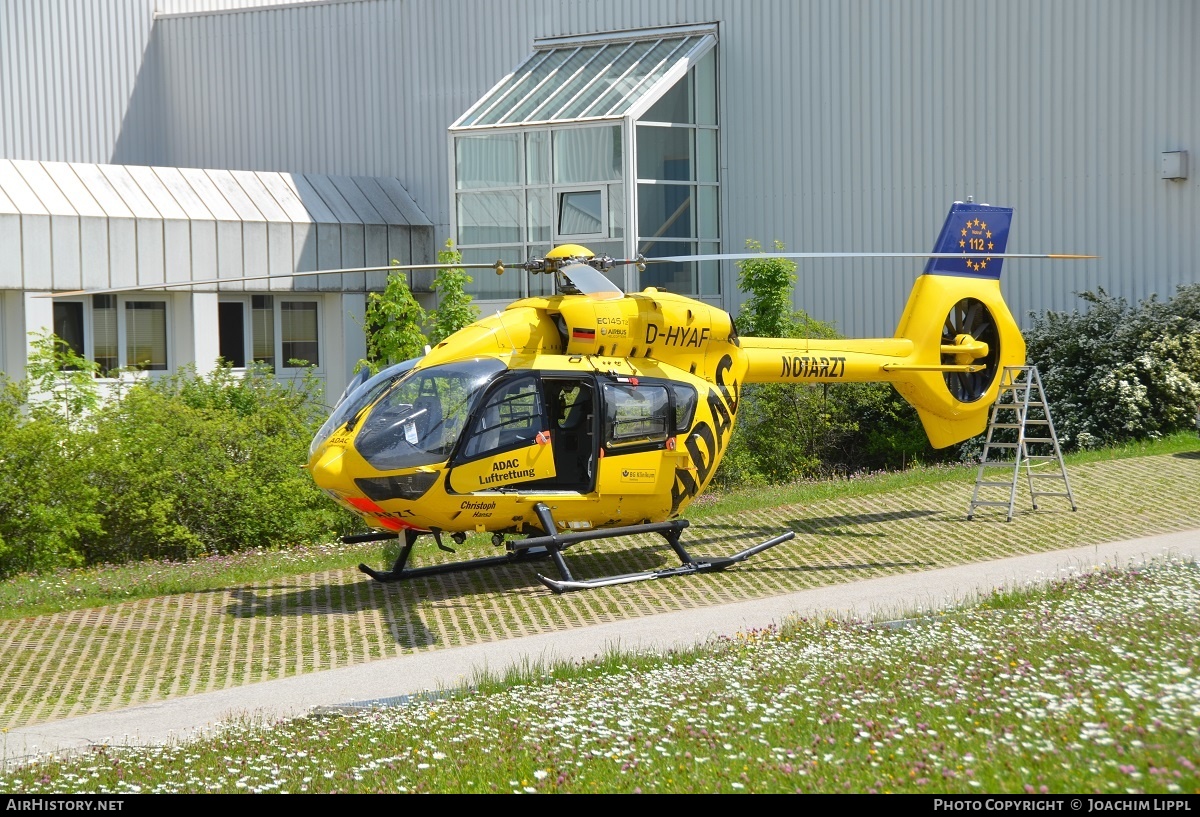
[352,358,507,471]
[309,358,421,460]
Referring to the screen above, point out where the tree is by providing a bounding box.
[733,240,800,339]
[358,242,482,374]
[24,329,102,422]
[429,240,480,345]
[359,263,429,375]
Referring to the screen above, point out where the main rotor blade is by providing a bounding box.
[34,248,1097,299]
[33,261,501,298]
[634,252,1098,264]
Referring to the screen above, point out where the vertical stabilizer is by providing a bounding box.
[924,202,1014,279]
[889,202,1026,447]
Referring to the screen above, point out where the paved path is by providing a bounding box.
[4,527,1198,769]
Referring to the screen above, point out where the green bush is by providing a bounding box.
[0,374,102,577]
[0,349,359,579]
[80,364,357,565]
[1025,284,1200,450]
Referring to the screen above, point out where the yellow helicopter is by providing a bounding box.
[303,200,1093,592]
[41,200,1093,592]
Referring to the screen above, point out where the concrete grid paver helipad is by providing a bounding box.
[2,450,1198,739]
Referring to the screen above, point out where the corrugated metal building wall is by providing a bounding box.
[2,0,1197,337]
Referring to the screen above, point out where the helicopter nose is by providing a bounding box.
[310,445,347,489]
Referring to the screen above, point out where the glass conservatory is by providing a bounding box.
[449,24,720,303]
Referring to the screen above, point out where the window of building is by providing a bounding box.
[634,46,720,297]
[450,25,719,300]
[218,301,247,368]
[218,295,320,371]
[557,188,607,238]
[52,295,168,375]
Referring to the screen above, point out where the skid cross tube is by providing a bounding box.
[356,527,556,583]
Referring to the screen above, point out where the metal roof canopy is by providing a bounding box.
[451,23,718,130]
[0,160,432,292]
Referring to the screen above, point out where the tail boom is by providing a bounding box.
[737,201,1027,448]
[740,337,915,384]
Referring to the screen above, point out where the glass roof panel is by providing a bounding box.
[498,45,605,125]
[458,49,569,129]
[452,29,716,129]
[581,37,692,119]
[619,35,706,116]
[552,40,649,120]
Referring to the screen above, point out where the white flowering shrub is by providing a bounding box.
[1024,284,1200,450]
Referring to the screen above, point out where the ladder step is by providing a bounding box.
[969,365,1074,520]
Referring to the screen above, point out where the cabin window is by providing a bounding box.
[602,382,670,449]
[354,360,501,471]
[669,382,699,432]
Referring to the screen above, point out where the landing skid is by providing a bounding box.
[535,531,797,593]
[352,502,795,593]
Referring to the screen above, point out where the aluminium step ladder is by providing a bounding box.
[967,365,1077,522]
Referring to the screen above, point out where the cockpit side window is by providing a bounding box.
[460,375,549,460]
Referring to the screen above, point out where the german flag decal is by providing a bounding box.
[572,327,596,342]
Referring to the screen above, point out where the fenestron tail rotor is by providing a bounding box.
[941,298,1000,403]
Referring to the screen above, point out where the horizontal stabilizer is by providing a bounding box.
[881,364,985,373]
